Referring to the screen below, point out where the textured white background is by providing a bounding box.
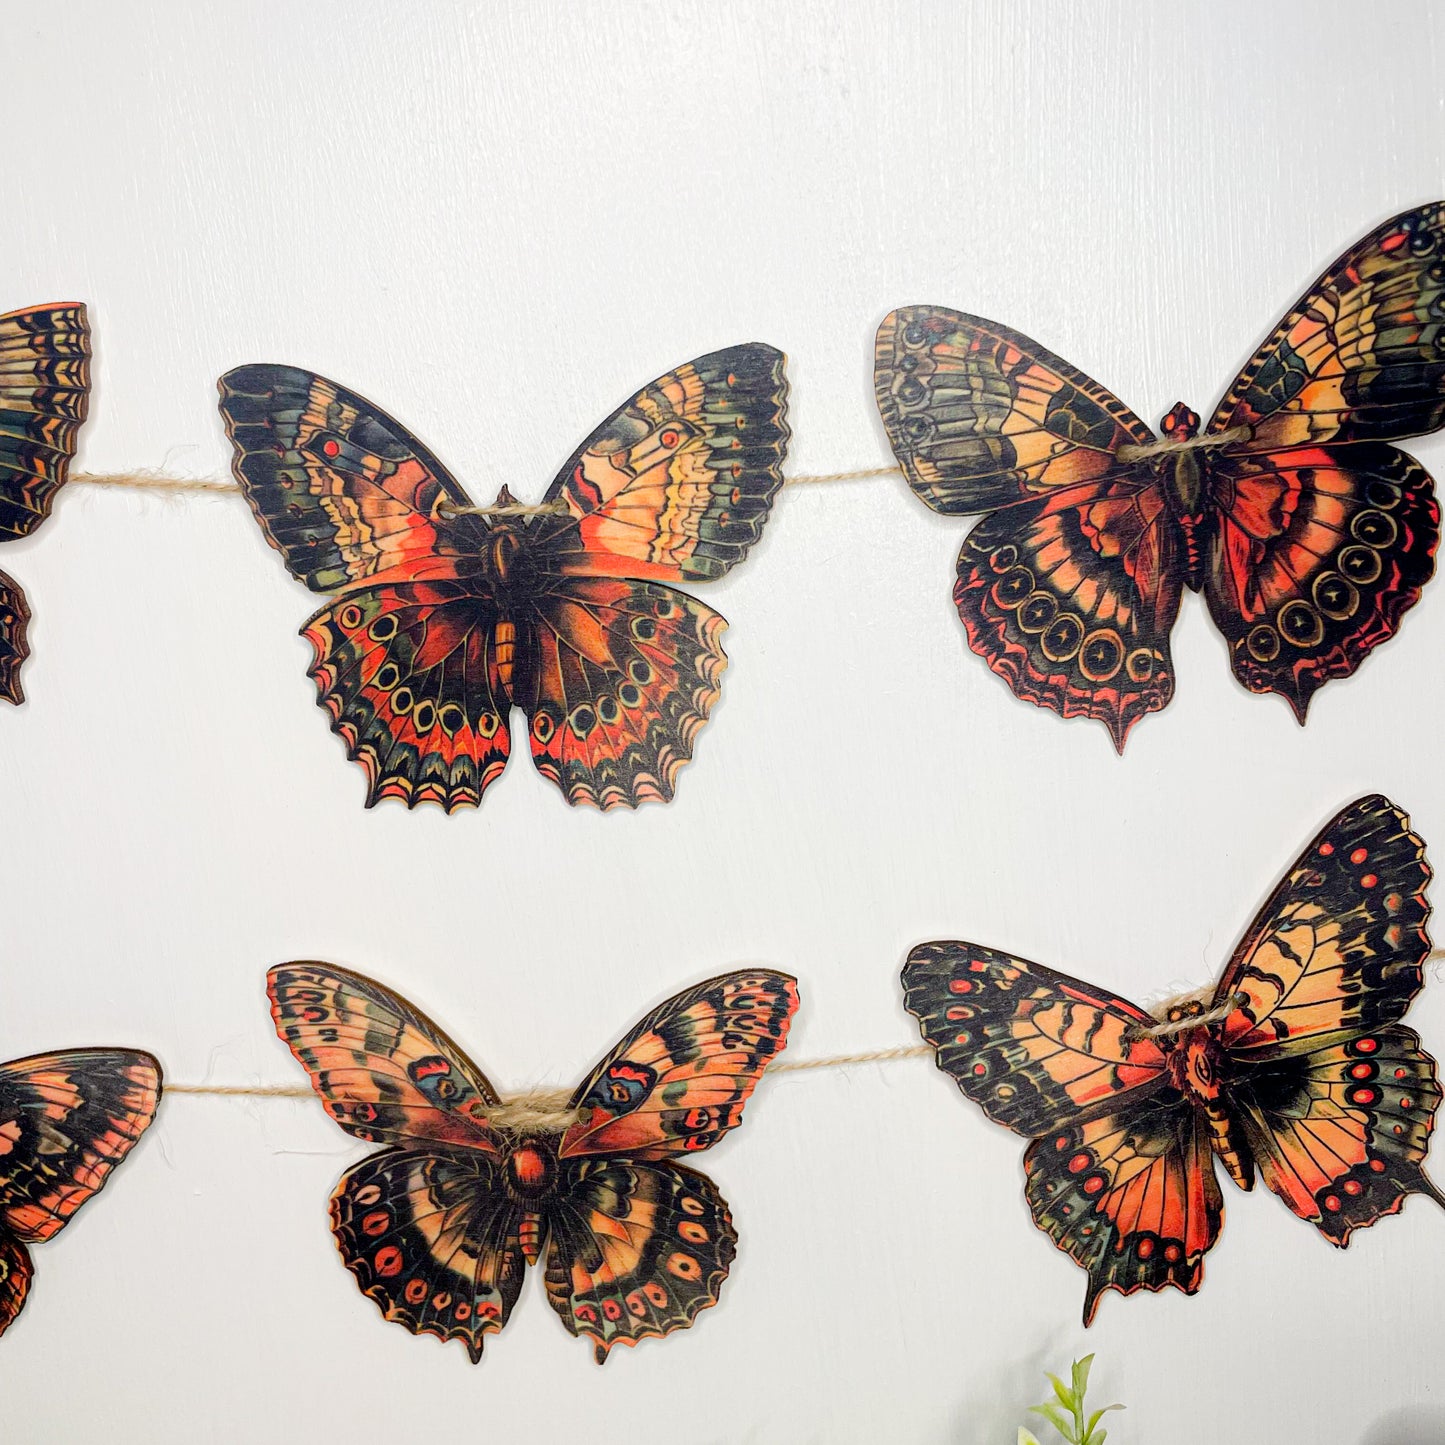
[2,2,1444,1441]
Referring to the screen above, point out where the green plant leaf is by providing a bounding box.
[1030,1402,1073,1438]
[1072,1355,1094,1404]
[1083,1403,1124,1445]
[1048,1374,1076,1411]
[1018,1431,1044,1445]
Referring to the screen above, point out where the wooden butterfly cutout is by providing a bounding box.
[268,963,798,1362]
[0,304,91,704]
[0,1047,160,1339]
[875,205,1445,748]
[219,346,790,810]
[903,794,1443,1323]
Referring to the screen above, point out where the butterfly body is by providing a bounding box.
[875,205,1445,746]
[220,345,789,811]
[270,963,797,1362]
[904,795,1445,1322]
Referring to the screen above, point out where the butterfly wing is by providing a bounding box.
[524,576,726,810]
[558,969,798,1161]
[1213,795,1431,1057]
[0,303,91,704]
[217,365,473,592]
[873,306,1156,514]
[302,580,511,812]
[542,344,789,584]
[330,1146,526,1362]
[0,569,32,707]
[1229,1024,1444,1247]
[543,1158,735,1364]
[267,963,505,1151]
[875,308,1181,747]
[903,943,1223,1321]
[1209,204,1445,449]
[1203,443,1438,721]
[0,1048,159,1336]
[1208,795,1443,1239]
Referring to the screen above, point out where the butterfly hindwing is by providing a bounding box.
[330,1146,526,1362]
[954,480,1184,750]
[1205,443,1438,720]
[544,344,789,584]
[1211,203,1445,448]
[267,963,504,1152]
[559,969,799,1161]
[0,1050,160,1248]
[302,578,512,812]
[1214,795,1432,1056]
[1234,1024,1445,1245]
[218,365,473,593]
[874,306,1156,513]
[0,1236,31,1339]
[901,941,1168,1135]
[543,1157,735,1364]
[525,577,727,811]
[0,303,90,543]
[0,568,31,706]
[1025,1100,1223,1324]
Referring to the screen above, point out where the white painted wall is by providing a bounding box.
[2,2,1444,1440]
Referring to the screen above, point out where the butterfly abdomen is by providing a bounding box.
[1168,1029,1256,1189]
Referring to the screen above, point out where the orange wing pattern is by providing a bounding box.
[544,1158,735,1364]
[902,941,1168,1135]
[526,577,727,811]
[560,970,798,1161]
[330,1146,526,1363]
[1213,795,1431,1055]
[544,345,789,583]
[1024,1102,1223,1324]
[1211,203,1445,448]
[267,963,503,1151]
[1234,1026,1445,1245]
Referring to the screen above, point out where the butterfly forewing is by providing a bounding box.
[559,969,799,1160]
[267,963,504,1150]
[544,344,789,583]
[1210,203,1445,448]
[1212,795,1432,1056]
[874,306,1155,513]
[217,365,473,592]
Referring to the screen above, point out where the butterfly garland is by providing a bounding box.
[268,962,798,1362]
[902,794,1443,1324]
[0,1046,160,1339]
[874,205,1445,748]
[0,303,91,704]
[218,347,790,811]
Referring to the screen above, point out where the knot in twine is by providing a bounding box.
[1115,425,1251,463]
[1126,989,1248,1041]
[485,1087,583,1133]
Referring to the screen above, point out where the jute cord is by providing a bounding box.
[70,464,902,511]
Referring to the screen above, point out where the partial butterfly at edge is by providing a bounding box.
[874,204,1445,748]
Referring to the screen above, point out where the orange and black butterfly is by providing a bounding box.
[218,347,790,810]
[0,304,91,704]
[874,205,1445,748]
[0,1048,160,1339]
[268,963,798,1363]
[902,795,1443,1324]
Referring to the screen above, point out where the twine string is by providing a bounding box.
[1115,425,1251,463]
